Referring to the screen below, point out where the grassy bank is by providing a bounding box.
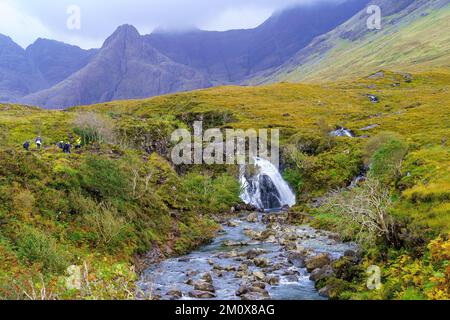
[0,69,448,299]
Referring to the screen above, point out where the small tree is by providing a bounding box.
[325,177,397,246]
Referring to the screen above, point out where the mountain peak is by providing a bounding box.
[103,24,141,48]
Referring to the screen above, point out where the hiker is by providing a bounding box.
[35,136,42,150]
[23,141,30,151]
[63,142,71,154]
[57,141,64,149]
[75,137,82,149]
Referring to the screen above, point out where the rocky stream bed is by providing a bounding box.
[138,211,358,300]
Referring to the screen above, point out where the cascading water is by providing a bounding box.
[240,157,296,210]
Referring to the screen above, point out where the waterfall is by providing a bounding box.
[240,157,296,210]
[330,128,354,138]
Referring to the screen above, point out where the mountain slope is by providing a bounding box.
[257,0,450,83]
[26,38,98,87]
[0,35,45,102]
[147,0,369,84]
[20,25,211,109]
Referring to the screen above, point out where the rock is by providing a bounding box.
[288,251,306,268]
[319,286,331,298]
[188,290,216,299]
[186,270,198,277]
[236,285,248,296]
[238,264,249,272]
[306,253,331,272]
[178,257,190,262]
[249,286,269,296]
[223,240,247,247]
[266,276,280,286]
[253,271,266,281]
[368,71,384,79]
[201,272,213,283]
[193,281,215,293]
[246,212,259,223]
[185,279,193,285]
[225,265,237,272]
[166,289,182,299]
[245,249,264,259]
[254,258,270,268]
[207,259,215,266]
[266,235,277,243]
[226,220,240,227]
[309,265,334,282]
[251,281,266,289]
[367,94,379,103]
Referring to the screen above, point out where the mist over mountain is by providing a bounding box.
[0,0,449,108]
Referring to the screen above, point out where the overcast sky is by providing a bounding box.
[0,0,343,49]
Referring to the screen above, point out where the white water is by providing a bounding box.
[240,157,296,210]
[329,128,354,138]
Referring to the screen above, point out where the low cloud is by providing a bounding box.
[1,0,345,49]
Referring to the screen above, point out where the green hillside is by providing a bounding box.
[0,69,449,299]
[266,2,450,83]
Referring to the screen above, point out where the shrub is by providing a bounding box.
[80,156,130,200]
[73,112,116,145]
[15,225,70,274]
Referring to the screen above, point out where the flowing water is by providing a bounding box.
[138,212,357,300]
[138,158,356,300]
[240,157,296,210]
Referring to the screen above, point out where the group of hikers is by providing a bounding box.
[23,135,82,153]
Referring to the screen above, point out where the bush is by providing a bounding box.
[15,225,70,274]
[80,156,130,200]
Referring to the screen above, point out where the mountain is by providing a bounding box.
[19,0,369,108]
[26,38,97,87]
[147,0,369,84]
[0,35,97,102]
[257,0,450,83]
[0,34,45,102]
[21,25,211,109]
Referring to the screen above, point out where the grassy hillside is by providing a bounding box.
[266,3,450,83]
[0,69,449,299]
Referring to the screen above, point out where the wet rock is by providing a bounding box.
[185,279,193,285]
[251,281,266,289]
[254,258,270,268]
[193,281,215,293]
[178,257,190,263]
[166,289,183,299]
[288,251,306,268]
[236,285,248,296]
[253,271,266,281]
[238,264,249,272]
[309,265,334,282]
[306,253,331,272]
[186,270,199,277]
[245,249,265,259]
[201,272,213,283]
[188,290,216,299]
[226,220,240,228]
[225,265,237,272]
[246,212,259,223]
[223,240,247,247]
[249,286,270,296]
[266,276,280,286]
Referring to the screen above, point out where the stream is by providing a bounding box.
[138,212,357,300]
[138,157,357,300]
